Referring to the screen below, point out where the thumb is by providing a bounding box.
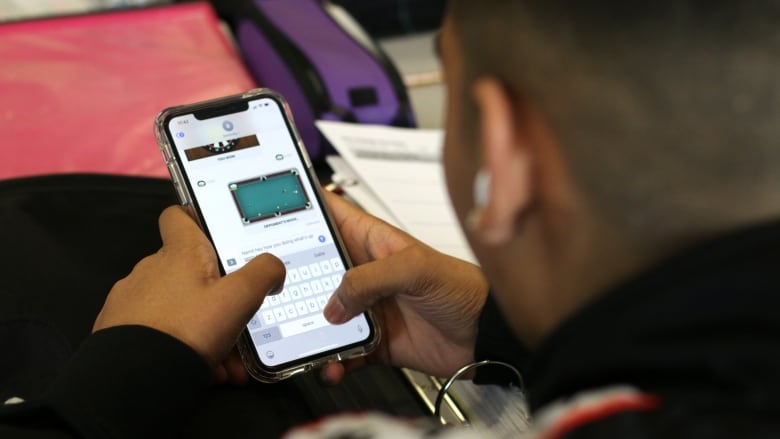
[324,246,424,324]
[218,253,286,327]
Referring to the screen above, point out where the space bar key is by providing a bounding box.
[279,313,330,338]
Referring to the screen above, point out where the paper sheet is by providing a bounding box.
[317,121,476,264]
[325,155,401,229]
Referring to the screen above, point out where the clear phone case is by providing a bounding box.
[153,88,380,382]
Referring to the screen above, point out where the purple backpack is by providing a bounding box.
[217,0,416,161]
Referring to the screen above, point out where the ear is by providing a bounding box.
[470,77,532,245]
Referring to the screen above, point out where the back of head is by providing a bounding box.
[448,1,780,245]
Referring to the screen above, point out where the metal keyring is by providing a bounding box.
[434,360,525,424]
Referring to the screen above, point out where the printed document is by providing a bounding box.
[317,121,476,264]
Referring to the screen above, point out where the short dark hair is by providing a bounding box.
[448,1,780,242]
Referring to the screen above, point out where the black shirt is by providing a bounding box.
[0,326,211,438]
[475,219,780,437]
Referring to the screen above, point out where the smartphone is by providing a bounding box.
[154,89,379,382]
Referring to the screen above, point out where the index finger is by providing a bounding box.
[218,253,286,324]
[158,205,209,248]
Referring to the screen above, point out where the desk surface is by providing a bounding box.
[379,31,445,131]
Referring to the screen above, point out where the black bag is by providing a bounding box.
[0,174,176,402]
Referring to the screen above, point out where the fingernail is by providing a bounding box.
[324,294,348,324]
[267,283,283,296]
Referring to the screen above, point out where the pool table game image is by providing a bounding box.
[229,169,312,224]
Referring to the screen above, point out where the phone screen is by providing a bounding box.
[163,95,372,370]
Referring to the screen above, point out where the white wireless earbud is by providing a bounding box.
[473,168,491,209]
